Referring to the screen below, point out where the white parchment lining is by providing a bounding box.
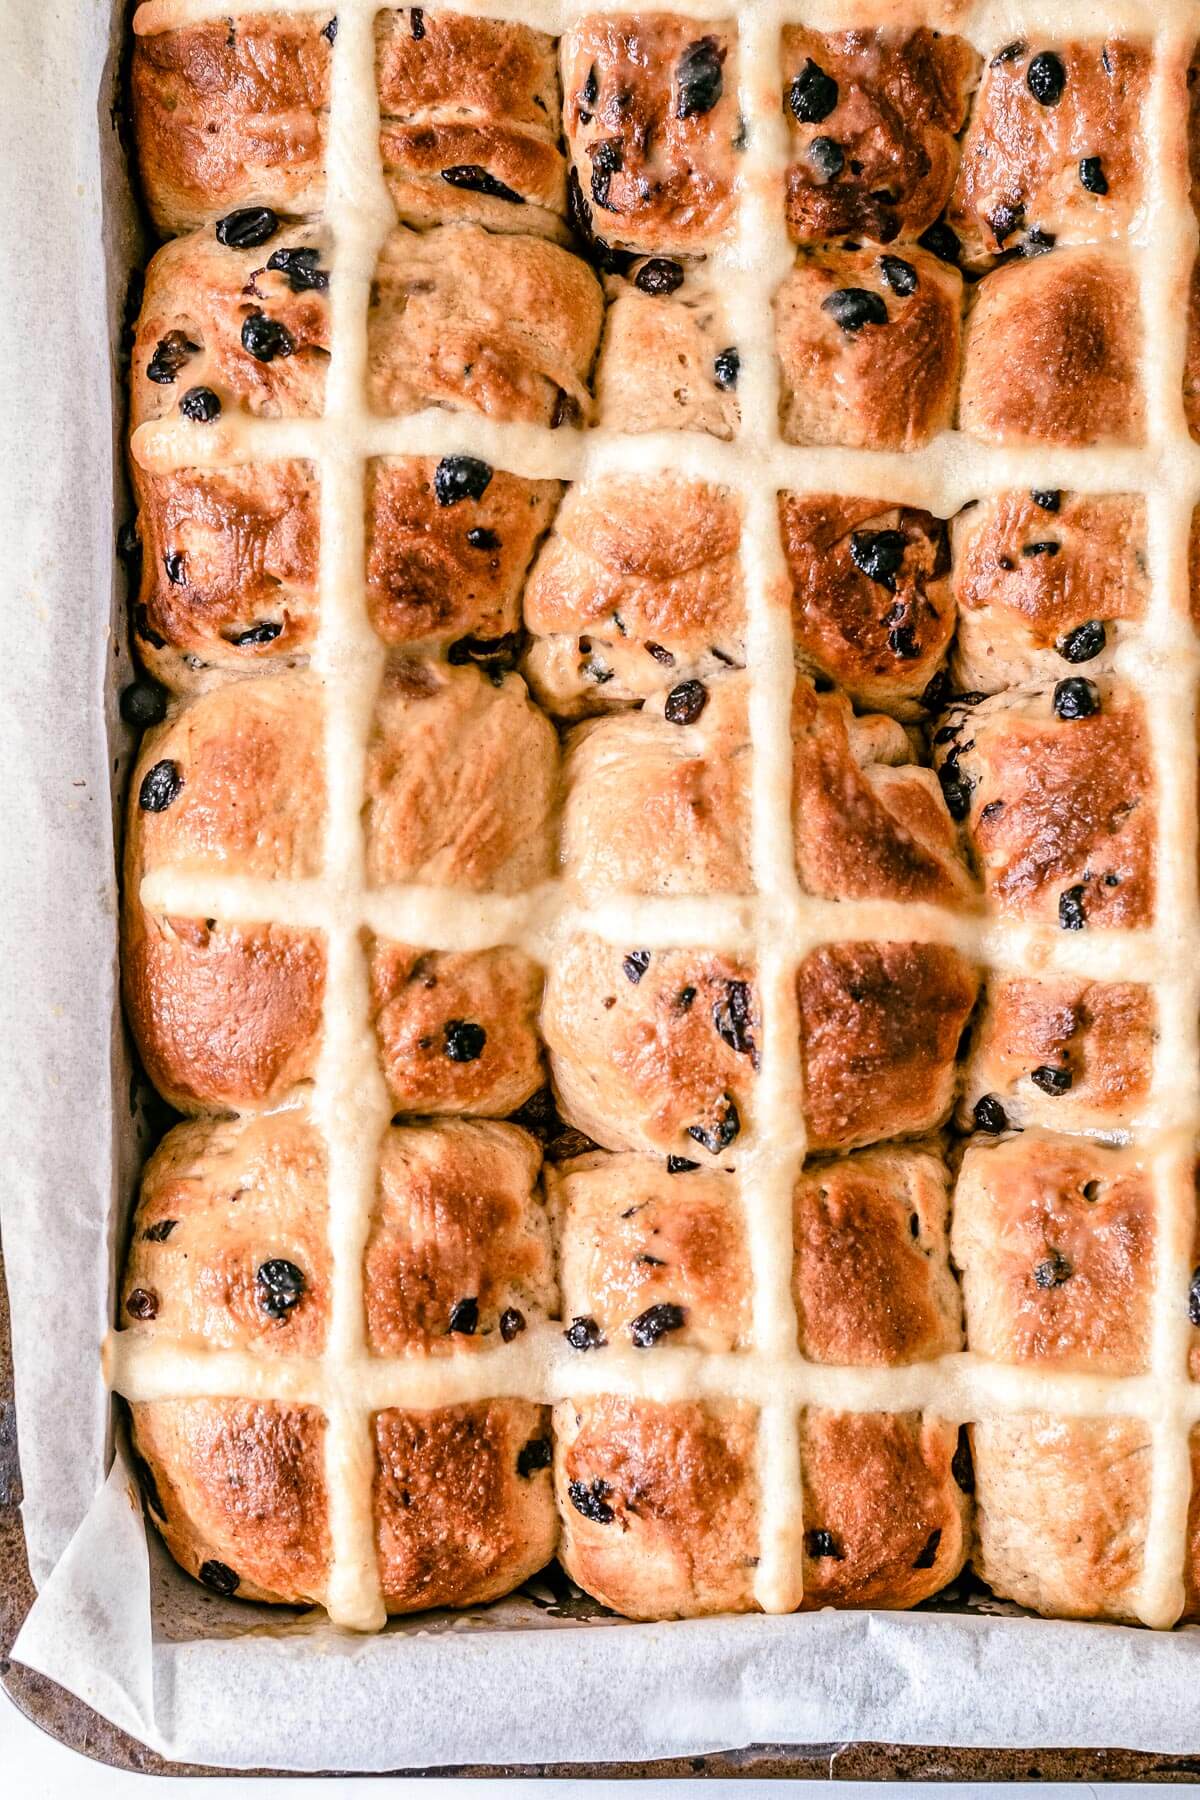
[7,0,1200,1771]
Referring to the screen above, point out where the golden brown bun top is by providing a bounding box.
[552,1151,751,1351]
[121,1112,331,1354]
[522,474,744,716]
[364,660,557,891]
[782,26,978,246]
[775,243,962,450]
[953,1131,1157,1376]
[364,1118,554,1353]
[794,1145,961,1366]
[959,246,1144,446]
[128,662,557,894]
[562,669,973,905]
[937,679,1156,928]
[950,490,1147,694]
[131,13,331,234]
[542,937,763,1168]
[132,227,332,429]
[121,1112,553,1357]
[796,941,978,1155]
[132,1397,332,1607]
[799,1411,968,1611]
[779,493,953,717]
[554,1395,760,1620]
[376,8,567,237]
[961,976,1154,1135]
[949,39,1149,267]
[365,458,561,656]
[130,461,319,692]
[367,224,604,422]
[562,14,739,255]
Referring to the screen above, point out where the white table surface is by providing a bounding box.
[4,1694,1195,1800]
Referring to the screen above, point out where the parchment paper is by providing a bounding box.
[6,0,1200,1773]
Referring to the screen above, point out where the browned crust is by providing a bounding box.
[377,9,566,237]
[961,977,1156,1133]
[131,14,331,234]
[794,1147,961,1366]
[369,942,544,1117]
[554,1396,760,1619]
[940,680,1156,928]
[123,910,325,1113]
[791,679,974,907]
[776,245,962,450]
[131,1399,331,1606]
[949,39,1149,268]
[782,27,978,246]
[541,936,761,1165]
[953,1132,1156,1376]
[367,225,604,423]
[119,1114,330,1355]
[130,461,320,691]
[552,1151,751,1350]
[799,1411,969,1609]
[132,230,332,430]
[779,494,953,716]
[522,474,744,717]
[366,458,560,649]
[960,247,1144,446]
[950,490,1147,694]
[375,1400,558,1612]
[364,1120,553,1352]
[797,942,978,1153]
[1187,257,1200,445]
[562,15,739,255]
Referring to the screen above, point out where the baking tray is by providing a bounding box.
[9,4,1200,1782]
[3,1253,1199,1781]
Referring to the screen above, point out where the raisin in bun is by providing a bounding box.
[782,26,978,247]
[779,495,954,717]
[562,14,739,256]
[131,12,332,235]
[949,39,1149,269]
[561,669,974,904]
[959,247,1144,445]
[123,664,555,1113]
[122,1112,557,1611]
[521,475,744,718]
[593,261,739,438]
[775,245,961,449]
[376,8,567,239]
[949,491,1147,695]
